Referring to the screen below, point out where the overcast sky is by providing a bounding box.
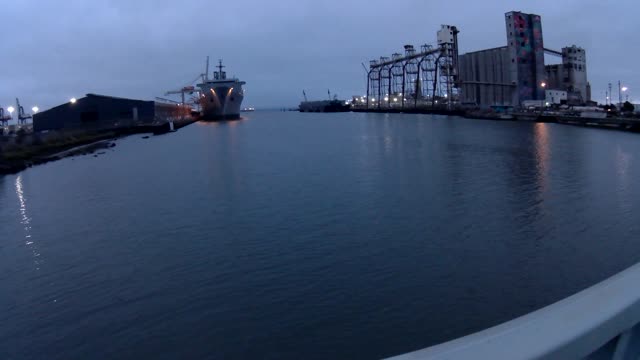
[1,0,638,112]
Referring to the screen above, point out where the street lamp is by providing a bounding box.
[7,106,14,118]
[70,98,77,104]
[32,106,39,114]
[622,87,630,103]
[536,82,548,115]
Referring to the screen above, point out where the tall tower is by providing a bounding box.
[437,24,460,108]
[505,11,545,106]
[562,45,588,102]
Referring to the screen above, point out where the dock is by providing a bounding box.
[351,105,640,133]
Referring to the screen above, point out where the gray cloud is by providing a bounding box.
[2,0,638,112]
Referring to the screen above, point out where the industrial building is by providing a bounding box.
[546,90,568,105]
[545,45,591,104]
[363,25,460,110]
[33,94,187,132]
[458,46,512,106]
[458,11,591,108]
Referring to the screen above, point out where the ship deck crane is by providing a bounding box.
[164,56,211,107]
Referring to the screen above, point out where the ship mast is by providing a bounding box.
[205,56,210,81]
[217,59,225,79]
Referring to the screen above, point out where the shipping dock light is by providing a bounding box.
[32,106,39,114]
[70,98,77,104]
[7,106,14,115]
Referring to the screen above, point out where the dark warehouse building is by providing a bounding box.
[33,94,157,132]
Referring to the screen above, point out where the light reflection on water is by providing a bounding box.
[534,122,550,196]
[615,145,632,213]
[15,175,42,270]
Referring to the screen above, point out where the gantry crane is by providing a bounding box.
[16,98,32,125]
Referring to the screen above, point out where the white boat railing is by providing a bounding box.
[386,262,640,360]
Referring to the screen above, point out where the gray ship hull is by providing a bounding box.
[198,81,245,120]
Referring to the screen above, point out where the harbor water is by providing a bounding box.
[1,112,640,359]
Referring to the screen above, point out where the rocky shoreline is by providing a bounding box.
[0,133,118,175]
[0,118,197,176]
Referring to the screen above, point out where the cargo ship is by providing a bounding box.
[299,100,351,113]
[299,90,350,113]
[197,59,246,120]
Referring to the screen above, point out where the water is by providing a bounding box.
[1,112,640,359]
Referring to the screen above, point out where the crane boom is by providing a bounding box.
[165,86,199,105]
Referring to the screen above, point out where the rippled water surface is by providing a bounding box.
[1,112,640,359]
